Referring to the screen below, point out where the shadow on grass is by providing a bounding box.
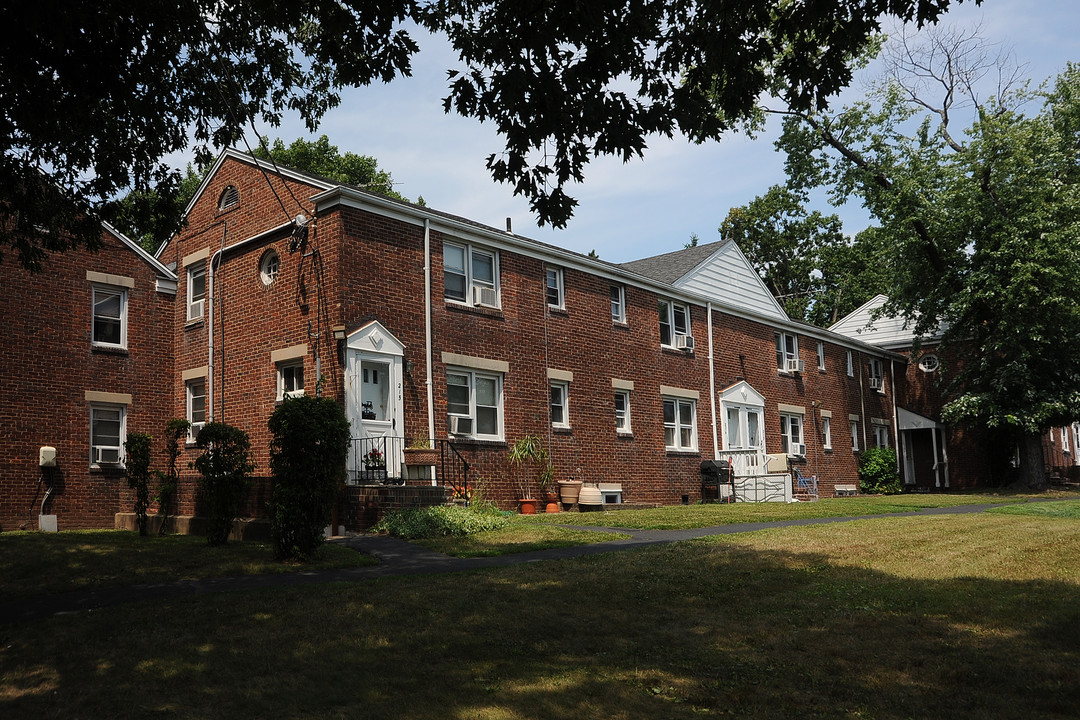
[4,527,1080,719]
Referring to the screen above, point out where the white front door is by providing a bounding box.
[345,322,405,481]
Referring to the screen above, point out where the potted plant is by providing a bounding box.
[539,462,559,513]
[403,433,440,467]
[363,446,386,481]
[508,434,549,515]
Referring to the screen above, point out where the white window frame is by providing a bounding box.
[611,285,626,324]
[444,241,499,308]
[663,397,697,452]
[90,404,126,467]
[92,284,127,349]
[659,299,690,348]
[546,267,565,309]
[846,351,854,377]
[186,378,207,441]
[550,381,570,428]
[278,360,305,400]
[817,341,826,371]
[851,419,860,452]
[780,413,805,456]
[872,422,889,449]
[822,416,833,450]
[775,332,799,371]
[446,368,503,441]
[1063,426,1070,453]
[615,389,631,433]
[187,263,207,321]
[868,358,885,392]
[723,402,765,452]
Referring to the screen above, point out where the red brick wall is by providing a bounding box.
[0,230,174,530]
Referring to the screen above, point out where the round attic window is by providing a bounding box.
[259,250,280,286]
[918,354,940,373]
[218,185,240,211]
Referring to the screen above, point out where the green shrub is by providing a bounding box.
[155,418,190,535]
[858,447,903,495]
[124,432,153,536]
[267,395,351,561]
[193,422,255,545]
[374,504,511,540]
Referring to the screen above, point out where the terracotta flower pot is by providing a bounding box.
[544,492,559,514]
[518,498,537,515]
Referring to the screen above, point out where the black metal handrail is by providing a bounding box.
[348,436,470,502]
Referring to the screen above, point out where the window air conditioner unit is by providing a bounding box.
[448,414,473,436]
[94,447,120,465]
[188,299,204,320]
[675,334,695,352]
[793,443,806,457]
[785,358,804,373]
[869,377,883,391]
[472,285,498,307]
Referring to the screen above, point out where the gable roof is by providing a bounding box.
[829,294,944,350]
[620,240,788,321]
[102,221,177,282]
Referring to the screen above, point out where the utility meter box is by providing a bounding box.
[39,446,57,467]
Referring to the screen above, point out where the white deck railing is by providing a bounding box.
[717,449,793,502]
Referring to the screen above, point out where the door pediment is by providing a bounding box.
[346,320,405,356]
[719,380,765,407]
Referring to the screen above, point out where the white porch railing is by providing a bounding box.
[717,449,793,503]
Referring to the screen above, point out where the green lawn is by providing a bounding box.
[4,510,1080,718]
[0,530,375,602]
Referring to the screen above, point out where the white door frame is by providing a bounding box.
[345,321,405,480]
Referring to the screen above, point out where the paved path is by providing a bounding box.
[0,503,1018,626]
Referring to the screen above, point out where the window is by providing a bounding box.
[663,397,697,451]
[550,381,569,428]
[260,250,280,286]
[90,405,125,466]
[775,332,799,372]
[822,416,833,450]
[780,413,805,456]
[846,351,854,377]
[446,369,502,440]
[872,422,889,449]
[611,285,626,323]
[868,359,885,392]
[187,379,207,441]
[918,354,940,372]
[546,267,565,309]
[278,361,304,400]
[817,341,826,371]
[725,404,763,451]
[614,390,631,433]
[92,285,126,348]
[851,419,860,452]
[187,263,206,321]
[444,242,498,307]
[658,299,690,347]
[1063,427,1071,453]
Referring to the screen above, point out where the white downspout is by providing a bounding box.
[424,219,435,442]
[707,303,718,458]
[207,223,226,423]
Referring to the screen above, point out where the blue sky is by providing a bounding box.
[231,0,1076,263]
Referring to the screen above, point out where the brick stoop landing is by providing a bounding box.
[341,484,451,531]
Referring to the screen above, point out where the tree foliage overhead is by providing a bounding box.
[773,25,1080,485]
[4,0,973,269]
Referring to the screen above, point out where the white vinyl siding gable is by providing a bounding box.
[672,240,788,321]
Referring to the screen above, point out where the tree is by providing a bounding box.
[720,188,892,326]
[252,135,409,202]
[4,0,972,269]
[267,395,351,562]
[773,26,1080,487]
[111,164,207,253]
[193,422,256,545]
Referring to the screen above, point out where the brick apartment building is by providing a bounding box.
[6,149,1050,532]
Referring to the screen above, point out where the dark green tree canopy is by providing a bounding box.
[773,25,1080,485]
[252,136,410,202]
[3,0,973,269]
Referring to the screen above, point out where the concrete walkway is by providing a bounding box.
[0,503,1016,626]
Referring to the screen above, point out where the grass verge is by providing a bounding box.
[0,530,376,602]
[3,512,1080,718]
[414,522,631,557]
[524,490,1065,530]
